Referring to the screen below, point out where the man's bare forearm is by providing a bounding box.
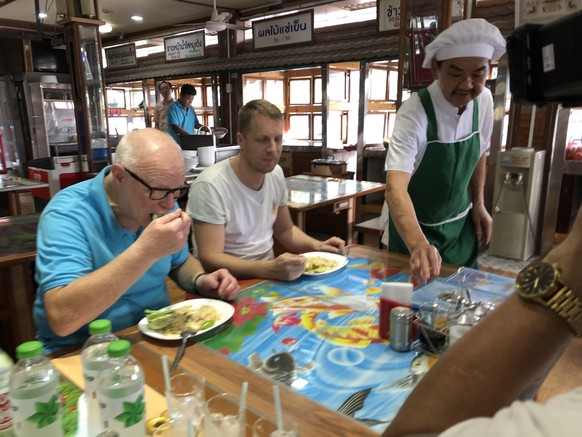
[44,243,158,336]
[385,177,428,252]
[469,154,487,206]
[199,251,274,280]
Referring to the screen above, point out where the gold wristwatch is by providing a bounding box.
[516,261,582,337]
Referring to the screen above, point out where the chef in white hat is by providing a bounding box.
[384,18,506,285]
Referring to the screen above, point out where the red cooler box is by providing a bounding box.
[28,156,83,200]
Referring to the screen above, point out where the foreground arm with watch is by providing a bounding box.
[383,208,582,437]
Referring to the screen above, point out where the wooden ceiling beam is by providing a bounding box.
[0,18,62,34]
[0,0,20,7]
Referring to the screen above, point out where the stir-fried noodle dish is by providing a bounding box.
[145,304,220,335]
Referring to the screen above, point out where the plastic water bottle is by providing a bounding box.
[97,340,146,437]
[9,341,63,437]
[0,348,14,437]
[81,319,118,434]
[91,137,109,161]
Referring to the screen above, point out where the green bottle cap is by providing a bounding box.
[89,319,112,335]
[107,339,131,358]
[16,341,43,360]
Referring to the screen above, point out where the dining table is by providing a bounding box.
[0,174,48,215]
[0,213,39,355]
[285,175,386,245]
[48,245,518,436]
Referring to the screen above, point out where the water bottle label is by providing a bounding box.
[100,389,145,436]
[83,368,99,400]
[12,390,61,434]
[0,391,13,431]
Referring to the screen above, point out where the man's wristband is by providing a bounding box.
[193,272,208,294]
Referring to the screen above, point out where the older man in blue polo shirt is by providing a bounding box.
[167,84,208,145]
[33,128,240,353]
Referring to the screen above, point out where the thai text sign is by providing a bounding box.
[516,0,582,26]
[164,32,205,61]
[105,44,137,69]
[253,10,313,49]
[378,0,401,32]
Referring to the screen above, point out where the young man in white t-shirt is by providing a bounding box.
[186,99,345,281]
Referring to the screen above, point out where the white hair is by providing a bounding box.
[114,128,182,170]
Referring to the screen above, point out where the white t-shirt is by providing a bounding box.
[154,98,173,132]
[385,80,493,174]
[186,159,288,260]
[440,387,582,437]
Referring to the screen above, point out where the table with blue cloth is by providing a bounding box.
[124,245,514,435]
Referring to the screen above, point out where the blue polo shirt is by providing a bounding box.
[33,166,189,353]
[167,100,200,144]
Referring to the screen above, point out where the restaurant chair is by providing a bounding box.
[354,201,388,248]
[353,216,384,248]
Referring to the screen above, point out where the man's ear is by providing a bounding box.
[109,163,125,182]
[430,59,440,80]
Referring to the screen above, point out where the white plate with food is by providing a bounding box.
[138,299,235,341]
[302,251,348,276]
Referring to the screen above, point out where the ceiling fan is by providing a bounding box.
[174,0,247,34]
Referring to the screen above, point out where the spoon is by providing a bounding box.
[170,330,197,374]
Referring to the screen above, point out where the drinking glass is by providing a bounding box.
[169,372,206,433]
[203,393,243,437]
[416,301,450,355]
[253,415,299,437]
[152,418,193,436]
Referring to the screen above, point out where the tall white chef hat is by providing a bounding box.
[422,18,506,68]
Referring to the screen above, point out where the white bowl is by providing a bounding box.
[183,151,199,171]
[184,156,199,171]
[211,127,228,139]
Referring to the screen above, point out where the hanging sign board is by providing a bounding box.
[516,0,582,26]
[164,31,205,62]
[105,44,137,69]
[378,0,401,32]
[252,10,314,50]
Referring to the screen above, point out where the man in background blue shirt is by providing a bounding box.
[167,84,208,145]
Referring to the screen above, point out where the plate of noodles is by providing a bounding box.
[138,299,234,341]
[302,251,348,277]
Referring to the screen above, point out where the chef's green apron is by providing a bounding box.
[389,88,480,267]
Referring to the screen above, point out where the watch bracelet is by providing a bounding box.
[547,286,582,337]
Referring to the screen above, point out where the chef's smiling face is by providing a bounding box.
[432,57,490,109]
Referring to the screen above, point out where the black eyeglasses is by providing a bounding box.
[124,167,189,200]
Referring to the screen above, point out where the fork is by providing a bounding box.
[170,330,197,374]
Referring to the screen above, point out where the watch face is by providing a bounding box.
[517,262,556,297]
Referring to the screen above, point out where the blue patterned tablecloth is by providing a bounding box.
[198,258,513,434]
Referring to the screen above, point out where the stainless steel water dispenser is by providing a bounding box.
[489,148,546,261]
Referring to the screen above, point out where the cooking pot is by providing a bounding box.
[311,156,348,176]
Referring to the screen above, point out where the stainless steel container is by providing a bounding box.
[310,158,348,176]
[389,306,413,352]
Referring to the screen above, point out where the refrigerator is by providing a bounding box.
[28,82,78,159]
[26,81,84,200]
